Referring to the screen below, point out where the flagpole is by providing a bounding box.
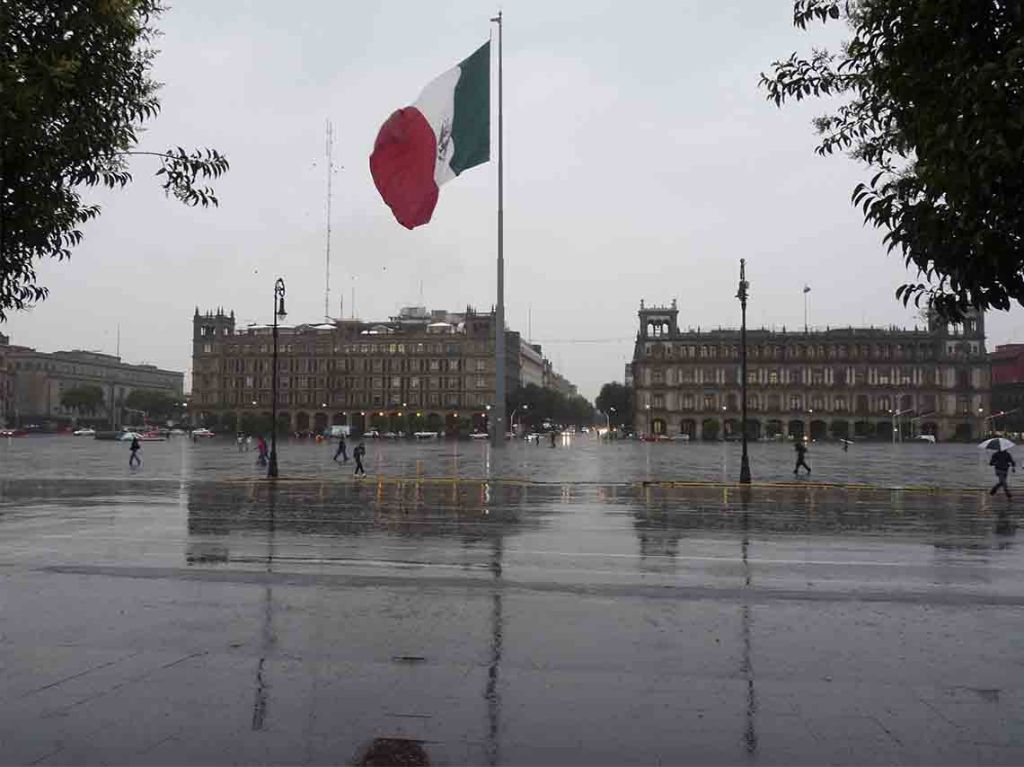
[491,11,506,447]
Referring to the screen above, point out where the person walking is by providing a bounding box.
[334,433,348,463]
[353,441,366,477]
[129,435,141,468]
[793,440,811,475]
[256,436,268,467]
[989,448,1016,499]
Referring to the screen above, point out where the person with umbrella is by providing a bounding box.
[981,438,1017,499]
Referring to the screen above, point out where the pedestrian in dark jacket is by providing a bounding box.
[129,436,141,468]
[333,434,348,462]
[793,440,811,475]
[353,442,366,477]
[990,448,1016,498]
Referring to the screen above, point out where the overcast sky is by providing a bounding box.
[4,0,1024,400]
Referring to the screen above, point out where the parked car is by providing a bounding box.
[191,428,216,438]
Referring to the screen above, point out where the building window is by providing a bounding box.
[653,395,664,409]
[682,394,695,411]
[790,395,803,412]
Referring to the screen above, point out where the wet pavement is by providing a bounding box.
[0,432,1019,487]
[1,437,1023,764]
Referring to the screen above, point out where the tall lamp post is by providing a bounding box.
[268,278,287,478]
[511,404,528,435]
[737,259,751,484]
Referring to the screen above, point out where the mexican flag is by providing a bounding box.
[370,42,490,229]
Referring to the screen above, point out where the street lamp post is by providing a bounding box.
[645,403,652,436]
[985,408,1019,435]
[891,406,913,444]
[511,404,528,435]
[602,406,615,432]
[268,278,287,478]
[737,258,751,484]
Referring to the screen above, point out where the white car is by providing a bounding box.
[191,428,216,438]
[72,428,96,436]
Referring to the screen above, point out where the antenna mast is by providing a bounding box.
[324,119,334,321]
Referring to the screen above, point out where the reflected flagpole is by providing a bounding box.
[490,11,506,446]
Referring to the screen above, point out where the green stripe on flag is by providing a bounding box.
[450,41,490,176]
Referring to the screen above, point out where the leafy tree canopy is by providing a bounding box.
[60,384,104,414]
[508,384,596,429]
[595,382,633,428]
[761,0,1024,320]
[123,388,179,419]
[0,1,228,318]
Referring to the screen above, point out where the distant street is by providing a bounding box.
[0,437,1022,765]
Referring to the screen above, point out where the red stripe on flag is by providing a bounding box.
[369,107,439,230]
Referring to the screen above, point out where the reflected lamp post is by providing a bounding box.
[268,278,287,479]
[737,258,751,484]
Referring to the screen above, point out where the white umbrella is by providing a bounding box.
[916,434,936,443]
[978,437,1015,451]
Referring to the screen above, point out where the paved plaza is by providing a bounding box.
[1,436,1023,765]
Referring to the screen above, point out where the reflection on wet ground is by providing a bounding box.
[0,462,1023,763]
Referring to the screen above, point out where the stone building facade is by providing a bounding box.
[989,343,1024,433]
[631,301,989,442]
[0,337,183,426]
[191,306,575,434]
